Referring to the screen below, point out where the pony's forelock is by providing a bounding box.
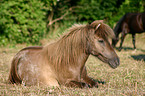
[90,20,115,39]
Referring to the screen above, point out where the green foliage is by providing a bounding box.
[72,0,119,27]
[0,0,144,46]
[119,0,144,14]
[0,0,56,46]
[74,0,103,22]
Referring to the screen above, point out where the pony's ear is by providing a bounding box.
[90,20,104,30]
[96,24,101,30]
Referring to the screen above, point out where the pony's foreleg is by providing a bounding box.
[82,75,98,88]
[132,34,136,49]
[65,81,88,88]
[119,32,126,51]
[81,67,98,88]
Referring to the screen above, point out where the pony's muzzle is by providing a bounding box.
[108,57,120,69]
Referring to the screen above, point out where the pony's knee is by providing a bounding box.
[44,78,59,87]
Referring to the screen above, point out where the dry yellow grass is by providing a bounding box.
[0,33,145,96]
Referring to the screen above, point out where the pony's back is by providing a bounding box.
[8,46,43,84]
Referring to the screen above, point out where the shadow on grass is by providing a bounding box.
[115,47,145,52]
[131,54,145,61]
[93,78,106,85]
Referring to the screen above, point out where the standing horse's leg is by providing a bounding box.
[132,34,136,49]
[119,31,126,51]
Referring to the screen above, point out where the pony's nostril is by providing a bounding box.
[108,57,120,69]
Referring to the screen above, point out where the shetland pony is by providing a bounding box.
[9,20,120,88]
[112,13,145,51]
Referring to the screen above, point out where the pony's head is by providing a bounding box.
[88,20,120,68]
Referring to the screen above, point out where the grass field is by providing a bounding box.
[0,32,145,96]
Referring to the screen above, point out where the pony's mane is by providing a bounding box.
[44,21,114,71]
[62,21,115,40]
[61,24,88,39]
[44,24,89,69]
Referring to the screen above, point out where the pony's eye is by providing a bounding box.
[98,39,104,43]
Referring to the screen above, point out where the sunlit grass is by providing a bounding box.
[0,32,145,95]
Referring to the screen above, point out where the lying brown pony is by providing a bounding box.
[8,20,120,88]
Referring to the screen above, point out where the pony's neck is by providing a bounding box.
[45,35,89,68]
[43,24,91,73]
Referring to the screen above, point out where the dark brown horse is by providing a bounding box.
[8,20,120,88]
[112,13,145,51]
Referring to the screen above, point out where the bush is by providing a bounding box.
[72,0,119,27]
[0,0,48,46]
[74,0,104,22]
[0,0,144,46]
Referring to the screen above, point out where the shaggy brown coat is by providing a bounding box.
[9,20,119,88]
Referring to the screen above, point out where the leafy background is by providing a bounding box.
[0,0,144,46]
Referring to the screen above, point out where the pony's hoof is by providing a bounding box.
[91,82,98,88]
[81,83,89,88]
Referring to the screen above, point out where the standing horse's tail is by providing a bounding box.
[8,54,22,84]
